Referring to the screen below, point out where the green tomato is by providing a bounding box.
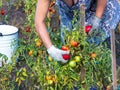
[69,60,76,67]
[74,56,81,62]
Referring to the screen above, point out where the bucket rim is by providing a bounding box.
[0,25,18,36]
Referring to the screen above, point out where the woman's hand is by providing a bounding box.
[89,0,107,35]
[47,45,70,63]
[88,15,101,35]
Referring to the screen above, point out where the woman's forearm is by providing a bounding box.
[96,0,107,18]
[35,0,52,49]
[35,22,52,49]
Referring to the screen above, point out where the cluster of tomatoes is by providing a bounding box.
[28,39,42,56]
[61,40,81,67]
[60,25,92,65]
[45,74,57,85]
[61,41,78,59]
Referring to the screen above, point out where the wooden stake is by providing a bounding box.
[79,5,86,88]
[80,4,85,30]
[111,30,117,90]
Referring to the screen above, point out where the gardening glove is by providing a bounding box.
[89,15,101,35]
[47,45,70,63]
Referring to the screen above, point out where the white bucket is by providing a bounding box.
[0,25,18,67]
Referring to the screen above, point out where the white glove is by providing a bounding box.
[89,15,101,35]
[47,45,70,63]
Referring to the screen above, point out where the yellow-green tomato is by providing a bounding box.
[74,56,81,62]
[48,56,52,62]
[46,71,50,75]
[69,60,76,67]
[47,80,53,85]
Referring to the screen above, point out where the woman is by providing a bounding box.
[34,0,119,63]
[35,0,83,63]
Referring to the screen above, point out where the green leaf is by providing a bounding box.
[22,72,28,77]
[81,80,85,84]
[18,79,21,86]
[23,68,26,72]
[2,55,8,62]
[0,53,3,58]
[16,78,19,82]
[16,72,19,76]
[20,77,25,81]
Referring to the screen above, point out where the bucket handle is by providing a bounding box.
[0,32,3,36]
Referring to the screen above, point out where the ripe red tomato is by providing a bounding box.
[70,41,78,47]
[26,26,30,32]
[61,46,69,51]
[85,25,92,33]
[48,8,53,12]
[1,9,5,15]
[62,54,70,60]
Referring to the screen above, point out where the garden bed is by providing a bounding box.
[0,0,120,90]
